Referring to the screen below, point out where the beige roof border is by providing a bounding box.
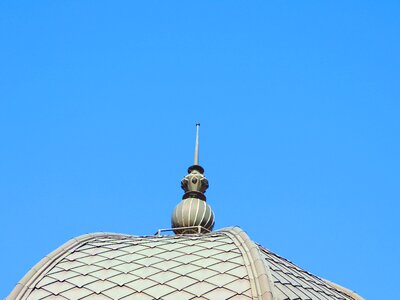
[7,232,132,300]
[220,227,275,300]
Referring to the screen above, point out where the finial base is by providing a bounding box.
[182,191,206,201]
[188,165,204,174]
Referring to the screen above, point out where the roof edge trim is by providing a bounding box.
[7,232,132,300]
[322,278,365,300]
[220,227,275,300]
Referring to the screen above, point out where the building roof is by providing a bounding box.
[8,227,363,300]
[8,126,363,299]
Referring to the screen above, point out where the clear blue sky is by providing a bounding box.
[1,1,399,299]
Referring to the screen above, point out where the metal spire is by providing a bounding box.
[194,123,200,165]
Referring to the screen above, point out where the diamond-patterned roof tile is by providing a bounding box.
[59,287,93,299]
[64,274,98,288]
[83,279,116,294]
[124,278,158,293]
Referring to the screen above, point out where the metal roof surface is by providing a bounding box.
[8,227,363,300]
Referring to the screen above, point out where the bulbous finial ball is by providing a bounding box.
[171,198,215,234]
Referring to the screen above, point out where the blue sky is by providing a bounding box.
[1,1,399,299]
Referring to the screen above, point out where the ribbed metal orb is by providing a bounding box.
[172,198,215,234]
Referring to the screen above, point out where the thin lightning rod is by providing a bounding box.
[194,123,200,165]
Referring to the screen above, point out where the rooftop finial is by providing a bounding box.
[171,123,215,234]
[194,123,200,165]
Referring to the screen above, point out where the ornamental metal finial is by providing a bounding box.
[171,123,215,234]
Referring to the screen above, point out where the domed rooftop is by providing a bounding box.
[8,124,363,300]
[8,227,362,300]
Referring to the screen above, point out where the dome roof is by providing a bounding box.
[8,227,362,300]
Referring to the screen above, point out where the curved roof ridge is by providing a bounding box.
[7,232,132,300]
[219,227,274,300]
